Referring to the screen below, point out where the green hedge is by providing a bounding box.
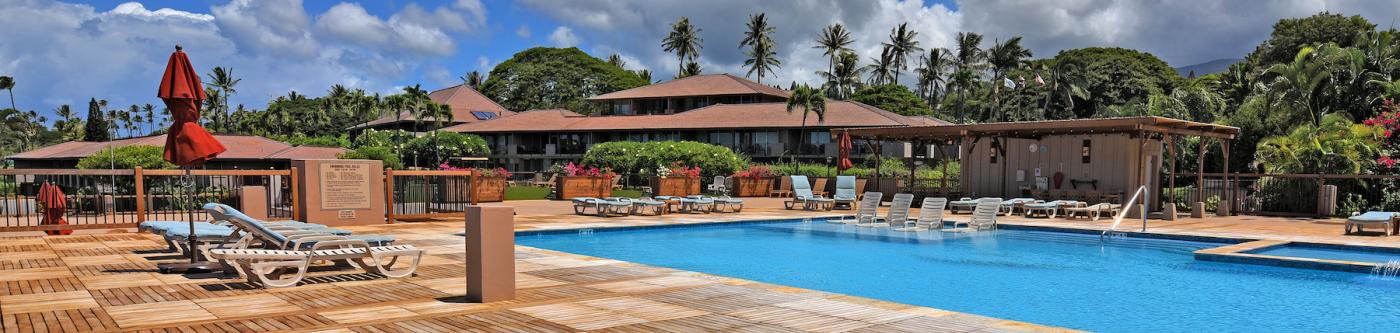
[401,132,490,167]
[76,145,176,170]
[338,146,404,169]
[581,141,746,179]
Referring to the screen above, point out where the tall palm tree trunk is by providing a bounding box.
[793,112,809,172]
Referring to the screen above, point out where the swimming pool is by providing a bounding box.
[519,220,1400,332]
[1248,243,1400,264]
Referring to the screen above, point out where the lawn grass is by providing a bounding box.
[504,186,644,200]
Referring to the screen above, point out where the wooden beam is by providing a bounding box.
[134,167,146,223]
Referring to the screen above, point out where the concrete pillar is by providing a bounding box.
[239,186,269,220]
[465,206,515,303]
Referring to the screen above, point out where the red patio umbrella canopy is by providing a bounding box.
[37,182,72,236]
[837,130,854,171]
[159,47,225,166]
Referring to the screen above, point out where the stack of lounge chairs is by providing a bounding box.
[573,195,742,216]
[142,203,424,288]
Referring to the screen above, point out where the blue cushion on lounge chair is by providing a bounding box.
[1351,211,1398,222]
[164,224,234,239]
[833,176,857,200]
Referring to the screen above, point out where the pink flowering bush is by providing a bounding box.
[732,165,775,179]
[557,162,616,178]
[1365,99,1400,169]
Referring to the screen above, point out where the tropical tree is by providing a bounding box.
[1255,113,1380,173]
[53,104,83,141]
[851,84,930,116]
[205,67,240,132]
[814,23,854,96]
[740,13,779,83]
[479,47,647,114]
[662,17,703,77]
[914,48,953,108]
[986,37,1032,121]
[460,71,484,88]
[83,98,109,141]
[1039,61,1089,120]
[785,84,826,168]
[881,23,922,83]
[679,62,703,78]
[635,69,652,83]
[0,76,14,111]
[816,51,865,99]
[865,46,895,85]
[142,104,155,134]
[952,32,985,117]
[1262,46,1334,126]
[607,54,626,68]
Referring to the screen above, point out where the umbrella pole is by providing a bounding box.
[185,166,198,264]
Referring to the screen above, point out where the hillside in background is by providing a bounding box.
[1174,58,1242,77]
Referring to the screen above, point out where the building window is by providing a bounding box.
[1081,140,1092,163]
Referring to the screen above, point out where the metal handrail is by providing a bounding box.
[1102,185,1148,239]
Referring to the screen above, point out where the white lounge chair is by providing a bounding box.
[832,176,858,209]
[1023,200,1082,218]
[785,176,834,210]
[948,197,977,214]
[949,198,1001,231]
[629,197,667,215]
[1346,211,1398,236]
[830,192,882,224]
[210,239,423,288]
[860,193,913,228]
[1063,203,1121,221]
[897,197,947,231]
[999,198,1036,216]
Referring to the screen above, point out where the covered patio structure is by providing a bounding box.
[836,116,1239,219]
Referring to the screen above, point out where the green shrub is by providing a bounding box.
[401,132,491,167]
[582,141,746,179]
[352,129,415,149]
[338,146,404,169]
[271,134,351,148]
[76,145,176,170]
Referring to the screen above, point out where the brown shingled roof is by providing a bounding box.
[442,101,948,133]
[587,74,791,101]
[7,134,347,161]
[355,84,514,129]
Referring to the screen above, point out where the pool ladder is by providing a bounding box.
[1101,186,1148,240]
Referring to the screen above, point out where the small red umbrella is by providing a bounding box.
[37,182,72,236]
[158,45,224,269]
[837,130,854,171]
[160,45,225,165]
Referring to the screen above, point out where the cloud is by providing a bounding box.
[515,25,531,38]
[548,26,579,47]
[0,0,489,121]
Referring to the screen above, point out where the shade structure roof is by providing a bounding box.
[587,74,791,101]
[835,116,1239,141]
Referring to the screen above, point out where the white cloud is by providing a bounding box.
[316,3,391,45]
[476,56,492,72]
[548,26,579,47]
[515,25,531,38]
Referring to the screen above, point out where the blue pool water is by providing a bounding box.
[518,221,1400,332]
[1249,244,1400,264]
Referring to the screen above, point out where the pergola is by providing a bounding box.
[835,116,1239,215]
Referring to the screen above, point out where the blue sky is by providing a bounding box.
[2,0,1397,123]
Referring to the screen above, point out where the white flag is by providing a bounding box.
[1003,78,1016,89]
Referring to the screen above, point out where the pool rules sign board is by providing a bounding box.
[293,159,386,226]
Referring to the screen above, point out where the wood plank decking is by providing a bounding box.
[0,207,1072,333]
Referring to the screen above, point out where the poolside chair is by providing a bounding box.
[206,203,395,251]
[1345,211,1398,236]
[1063,203,1120,221]
[859,193,913,228]
[770,176,793,198]
[572,197,629,217]
[629,197,667,216]
[896,197,948,231]
[948,197,976,214]
[999,198,1036,216]
[1023,200,1082,218]
[949,198,1001,231]
[707,196,745,213]
[832,176,858,209]
[531,174,557,187]
[708,176,730,196]
[830,192,883,224]
[210,239,423,288]
[674,196,715,214]
[811,178,830,197]
[784,176,835,211]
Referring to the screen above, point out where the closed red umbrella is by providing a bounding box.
[157,45,224,272]
[36,182,72,236]
[837,130,854,171]
[160,45,225,165]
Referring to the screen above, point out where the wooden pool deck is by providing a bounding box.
[0,204,1074,333]
[4,198,1397,333]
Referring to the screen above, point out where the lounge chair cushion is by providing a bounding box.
[1350,212,1398,223]
[833,176,857,200]
[164,225,234,239]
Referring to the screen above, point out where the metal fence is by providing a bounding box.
[385,170,475,222]
[0,168,298,231]
[1164,173,1400,217]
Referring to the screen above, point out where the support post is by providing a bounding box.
[470,171,480,205]
[1218,140,1231,216]
[465,206,515,303]
[384,168,396,224]
[940,140,949,197]
[1193,138,1207,218]
[906,140,917,194]
[134,166,146,223]
[1165,135,1177,221]
[290,167,301,222]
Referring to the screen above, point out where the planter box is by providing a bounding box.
[732,177,773,197]
[441,177,507,203]
[556,176,613,199]
[649,177,701,197]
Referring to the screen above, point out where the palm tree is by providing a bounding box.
[607,54,626,68]
[814,24,854,96]
[881,23,922,83]
[679,62,703,78]
[914,48,953,109]
[740,13,779,83]
[816,51,866,99]
[662,17,703,78]
[986,37,1031,121]
[0,76,14,111]
[426,102,455,163]
[1263,46,1333,126]
[952,32,985,118]
[785,85,827,169]
[460,71,484,88]
[1040,61,1089,119]
[635,69,652,83]
[120,106,135,138]
[142,104,155,134]
[864,46,895,85]
[1255,114,1381,174]
[54,104,82,141]
[205,67,240,132]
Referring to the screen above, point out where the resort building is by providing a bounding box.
[351,84,514,133]
[445,74,947,171]
[5,134,347,170]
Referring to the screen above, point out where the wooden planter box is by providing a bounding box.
[649,177,701,197]
[556,176,613,199]
[732,177,773,197]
